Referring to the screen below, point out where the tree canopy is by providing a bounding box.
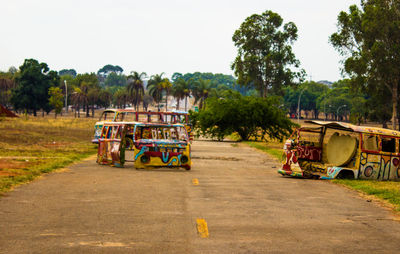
[97,64,123,76]
[11,59,59,116]
[330,0,400,129]
[231,10,305,97]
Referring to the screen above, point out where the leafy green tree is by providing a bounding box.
[48,87,64,118]
[191,94,295,141]
[59,69,77,77]
[97,64,123,76]
[104,72,127,87]
[330,0,400,129]
[171,72,183,82]
[231,10,305,97]
[127,71,147,110]
[11,59,59,116]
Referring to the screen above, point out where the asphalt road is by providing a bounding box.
[1,140,400,253]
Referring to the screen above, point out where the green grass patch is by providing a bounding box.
[244,141,283,160]
[333,179,400,211]
[0,117,97,194]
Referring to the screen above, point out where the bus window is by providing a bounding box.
[381,137,396,153]
[363,134,378,151]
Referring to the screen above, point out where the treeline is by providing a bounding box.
[0,60,256,117]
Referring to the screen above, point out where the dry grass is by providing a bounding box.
[0,116,97,193]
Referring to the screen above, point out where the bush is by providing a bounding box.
[190,94,296,141]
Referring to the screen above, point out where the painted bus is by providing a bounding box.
[278,121,400,180]
[97,122,191,170]
[92,109,192,145]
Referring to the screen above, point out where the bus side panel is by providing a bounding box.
[359,153,381,180]
[388,156,400,180]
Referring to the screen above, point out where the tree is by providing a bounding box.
[113,88,129,109]
[104,72,127,87]
[126,71,147,110]
[142,94,153,111]
[71,87,85,118]
[191,94,296,141]
[97,64,123,77]
[161,78,172,111]
[192,79,212,110]
[11,59,59,116]
[231,10,305,97]
[48,87,64,118]
[148,73,166,111]
[98,89,112,109]
[75,73,99,117]
[59,69,77,77]
[284,81,330,119]
[330,0,400,129]
[172,78,190,111]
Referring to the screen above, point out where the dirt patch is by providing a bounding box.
[0,158,37,170]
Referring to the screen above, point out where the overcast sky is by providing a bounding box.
[1,0,359,82]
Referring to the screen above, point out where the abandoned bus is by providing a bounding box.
[97,122,191,170]
[92,110,192,144]
[278,121,400,180]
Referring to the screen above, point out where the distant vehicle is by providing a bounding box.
[97,122,191,170]
[92,109,193,145]
[278,121,400,180]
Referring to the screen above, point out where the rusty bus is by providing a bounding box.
[96,122,191,170]
[92,109,192,145]
[278,121,400,180]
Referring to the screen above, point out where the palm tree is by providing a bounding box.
[147,73,165,111]
[161,79,172,112]
[113,89,128,109]
[71,87,86,118]
[127,71,147,110]
[172,78,190,111]
[192,79,211,110]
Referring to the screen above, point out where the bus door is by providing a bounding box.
[97,124,126,167]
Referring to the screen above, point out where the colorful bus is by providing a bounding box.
[97,122,191,170]
[92,109,192,144]
[278,121,400,180]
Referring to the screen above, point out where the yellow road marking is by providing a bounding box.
[192,178,199,185]
[196,218,209,238]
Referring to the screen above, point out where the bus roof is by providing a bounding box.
[305,120,400,137]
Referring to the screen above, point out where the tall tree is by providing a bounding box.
[192,79,212,110]
[148,73,166,111]
[126,71,147,110]
[11,59,59,116]
[231,10,304,97]
[172,78,190,111]
[330,0,400,129]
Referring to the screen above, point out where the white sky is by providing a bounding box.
[0,0,359,82]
